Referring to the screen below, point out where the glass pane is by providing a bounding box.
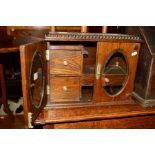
[30,51,44,108]
[103,50,128,96]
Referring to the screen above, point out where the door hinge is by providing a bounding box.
[96,64,102,80]
[46,50,50,61]
[28,112,34,129]
[47,85,50,95]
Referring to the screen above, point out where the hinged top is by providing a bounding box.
[45,32,143,43]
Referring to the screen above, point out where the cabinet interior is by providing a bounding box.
[47,41,97,106]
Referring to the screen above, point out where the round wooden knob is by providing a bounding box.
[63,60,68,66]
[63,86,68,91]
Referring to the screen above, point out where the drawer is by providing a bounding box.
[50,47,83,76]
[50,77,81,102]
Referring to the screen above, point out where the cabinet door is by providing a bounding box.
[20,41,47,128]
[93,42,140,103]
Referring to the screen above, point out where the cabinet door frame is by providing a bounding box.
[93,42,140,103]
[20,41,47,128]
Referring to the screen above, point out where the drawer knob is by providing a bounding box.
[63,60,68,66]
[105,77,110,83]
[63,86,68,91]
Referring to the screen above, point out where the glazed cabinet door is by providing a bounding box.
[20,41,47,128]
[94,42,140,103]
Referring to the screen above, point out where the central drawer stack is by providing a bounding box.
[49,45,83,103]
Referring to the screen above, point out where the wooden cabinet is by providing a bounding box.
[19,32,142,128]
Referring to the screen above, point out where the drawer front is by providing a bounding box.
[50,77,81,102]
[50,50,83,75]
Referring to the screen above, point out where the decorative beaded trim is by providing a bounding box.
[45,32,142,42]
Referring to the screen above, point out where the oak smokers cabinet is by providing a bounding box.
[20,32,142,128]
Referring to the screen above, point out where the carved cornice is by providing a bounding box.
[45,32,143,42]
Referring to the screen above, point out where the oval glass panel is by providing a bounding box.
[30,51,44,109]
[103,50,128,96]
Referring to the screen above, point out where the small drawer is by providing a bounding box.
[50,77,81,102]
[49,46,83,76]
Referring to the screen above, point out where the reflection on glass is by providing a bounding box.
[103,50,128,96]
[30,51,44,108]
